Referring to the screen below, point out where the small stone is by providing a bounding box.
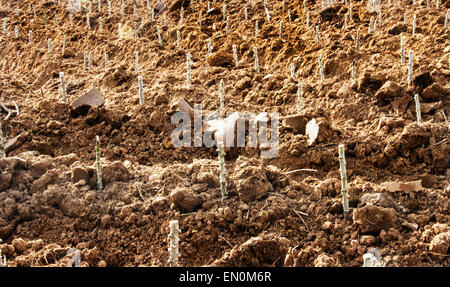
[4,132,30,153]
[313,254,338,267]
[71,166,89,183]
[0,173,12,191]
[321,221,333,230]
[429,231,450,255]
[30,239,44,251]
[353,205,397,233]
[207,51,234,67]
[154,94,167,105]
[46,120,63,130]
[97,260,107,267]
[169,187,204,212]
[420,174,437,189]
[375,81,404,101]
[337,82,352,98]
[71,89,104,114]
[12,238,28,254]
[360,235,376,246]
[360,193,401,211]
[30,171,58,193]
[422,83,448,102]
[388,23,407,35]
[8,157,28,170]
[239,203,249,211]
[358,72,385,92]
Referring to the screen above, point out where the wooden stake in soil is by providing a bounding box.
[222,4,227,20]
[207,38,212,55]
[414,94,421,125]
[315,25,321,44]
[87,13,91,30]
[59,72,67,102]
[265,6,271,22]
[401,36,406,64]
[378,10,382,27]
[2,18,6,33]
[156,25,163,46]
[177,30,181,50]
[88,51,93,70]
[99,17,103,33]
[179,7,184,26]
[48,38,52,52]
[69,14,73,27]
[219,80,225,114]
[232,45,238,67]
[297,82,302,113]
[168,220,180,267]
[95,135,103,192]
[338,144,350,220]
[134,22,138,39]
[408,49,413,88]
[445,9,449,28]
[318,55,324,81]
[290,62,295,79]
[349,2,353,21]
[279,20,283,38]
[412,14,416,35]
[138,76,144,105]
[253,46,260,73]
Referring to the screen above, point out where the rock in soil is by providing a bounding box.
[353,205,397,233]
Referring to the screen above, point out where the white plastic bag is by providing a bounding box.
[67,0,81,13]
[367,0,382,13]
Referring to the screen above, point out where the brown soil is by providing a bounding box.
[0,0,449,267]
